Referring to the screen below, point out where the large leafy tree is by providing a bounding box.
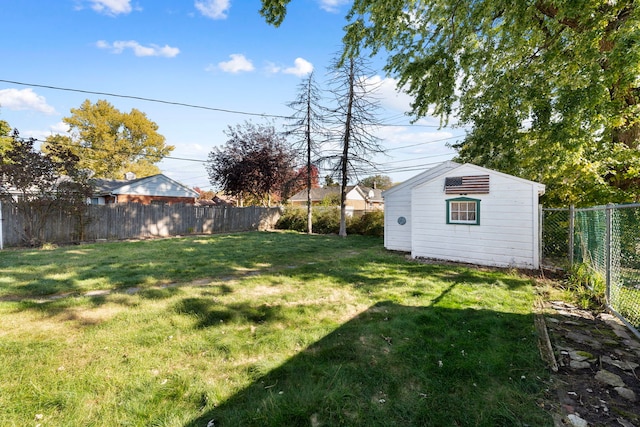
[0,119,11,153]
[45,99,174,179]
[0,130,93,246]
[206,121,297,206]
[260,0,640,206]
[358,174,393,190]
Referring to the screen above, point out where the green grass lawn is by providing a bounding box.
[0,231,553,426]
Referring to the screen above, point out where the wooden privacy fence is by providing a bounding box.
[0,202,282,248]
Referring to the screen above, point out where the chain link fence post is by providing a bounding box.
[606,203,615,305]
[568,205,574,268]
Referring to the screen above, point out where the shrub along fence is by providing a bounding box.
[275,206,384,237]
[542,204,640,338]
[0,202,281,248]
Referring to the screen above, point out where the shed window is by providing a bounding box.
[446,197,480,225]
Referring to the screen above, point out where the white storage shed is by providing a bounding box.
[383,162,546,269]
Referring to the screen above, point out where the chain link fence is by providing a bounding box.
[542,204,640,337]
[541,208,571,267]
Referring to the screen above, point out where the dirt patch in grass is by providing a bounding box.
[62,306,124,326]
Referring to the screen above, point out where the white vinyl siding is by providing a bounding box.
[382,161,460,252]
[384,196,412,251]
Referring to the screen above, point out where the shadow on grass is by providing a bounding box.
[185,301,552,427]
[174,298,285,328]
[137,286,183,300]
[287,254,535,300]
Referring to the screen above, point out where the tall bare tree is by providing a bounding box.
[327,55,383,237]
[287,71,327,233]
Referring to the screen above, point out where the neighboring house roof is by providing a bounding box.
[194,194,236,206]
[288,187,341,203]
[1,175,76,198]
[353,186,384,203]
[92,174,199,199]
[288,185,384,203]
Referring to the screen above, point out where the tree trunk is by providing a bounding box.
[339,58,356,238]
[306,80,313,234]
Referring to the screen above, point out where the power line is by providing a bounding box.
[384,134,465,151]
[0,78,292,119]
[5,80,467,181]
[163,155,207,163]
[378,152,456,165]
[1,78,457,129]
[29,133,460,171]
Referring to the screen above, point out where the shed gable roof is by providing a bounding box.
[413,163,545,194]
[383,161,545,198]
[382,160,461,198]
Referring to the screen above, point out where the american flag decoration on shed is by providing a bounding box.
[444,175,490,194]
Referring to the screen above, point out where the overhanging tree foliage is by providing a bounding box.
[0,130,93,246]
[45,99,174,180]
[260,0,640,207]
[206,121,297,206]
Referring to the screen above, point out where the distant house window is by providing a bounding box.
[446,197,480,225]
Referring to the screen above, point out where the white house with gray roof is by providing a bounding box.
[91,173,198,205]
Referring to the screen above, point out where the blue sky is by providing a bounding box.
[0,0,461,190]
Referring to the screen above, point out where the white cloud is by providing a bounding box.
[283,58,314,77]
[264,62,281,74]
[378,126,454,150]
[89,0,133,15]
[218,54,255,73]
[0,88,56,115]
[318,0,350,13]
[96,40,180,58]
[17,122,71,145]
[50,121,71,134]
[266,58,314,77]
[367,76,414,113]
[195,0,230,19]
